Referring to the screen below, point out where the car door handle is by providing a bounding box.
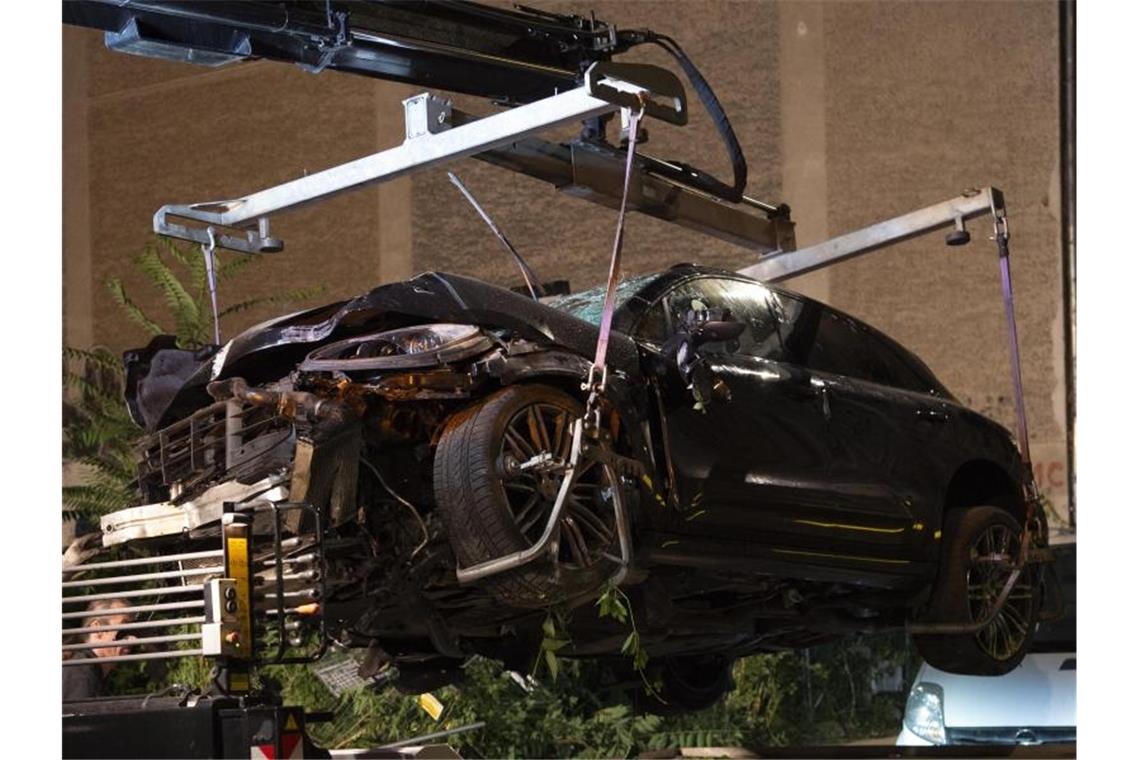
[915,408,949,423]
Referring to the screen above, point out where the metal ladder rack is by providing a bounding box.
[63,502,328,694]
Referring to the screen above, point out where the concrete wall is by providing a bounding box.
[62,0,1071,523]
[62,24,418,353]
[817,1,1068,523]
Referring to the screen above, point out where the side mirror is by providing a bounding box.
[658,332,733,409]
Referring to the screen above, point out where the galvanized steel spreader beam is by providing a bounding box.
[151,62,795,257]
[737,186,1005,282]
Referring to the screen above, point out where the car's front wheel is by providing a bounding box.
[913,506,1041,675]
[433,384,623,608]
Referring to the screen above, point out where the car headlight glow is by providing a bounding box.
[301,323,493,372]
[903,682,947,745]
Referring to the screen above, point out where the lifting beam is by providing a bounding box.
[151,62,794,257]
[737,186,1004,282]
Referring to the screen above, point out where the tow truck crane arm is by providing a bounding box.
[63,0,765,214]
[63,0,625,104]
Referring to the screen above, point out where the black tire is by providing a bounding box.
[638,655,736,715]
[433,384,621,608]
[913,506,1041,675]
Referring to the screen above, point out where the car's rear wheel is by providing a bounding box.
[913,506,1041,675]
[624,655,736,715]
[433,384,622,608]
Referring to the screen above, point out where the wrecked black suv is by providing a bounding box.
[102,264,1047,709]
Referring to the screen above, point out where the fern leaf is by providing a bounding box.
[218,286,325,318]
[63,372,124,409]
[77,455,136,484]
[62,483,133,516]
[217,252,256,279]
[106,278,165,336]
[63,346,122,372]
[136,247,201,340]
[158,235,195,270]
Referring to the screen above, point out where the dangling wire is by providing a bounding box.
[447,171,545,299]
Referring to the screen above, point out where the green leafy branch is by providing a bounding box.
[106,236,325,350]
[534,609,572,681]
[596,582,663,702]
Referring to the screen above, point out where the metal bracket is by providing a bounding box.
[454,417,633,585]
[906,545,1053,636]
[403,94,453,140]
[153,62,688,254]
[586,62,686,125]
[738,187,1005,282]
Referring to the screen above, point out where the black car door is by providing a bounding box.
[791,301,954,559]
[636,276,836,544]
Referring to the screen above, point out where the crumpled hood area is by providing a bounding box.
[125,271,641,432]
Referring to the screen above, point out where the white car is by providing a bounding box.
[898,537,1076,746]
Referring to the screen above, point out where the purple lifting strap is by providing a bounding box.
[592,107,645,375]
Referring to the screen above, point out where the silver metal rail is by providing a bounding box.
[62,503,327,685]
[151,61,792,258]
[62,600,206,619]
[154,87,617,252]
[62,566,224,588]
[154,63,683,253]
[63,633,201,651]
[738,187,1003,282]
[66,617,207,637]
[64,649,205,666]
[62,549,223,573]
[63,585,204,604]
[454,417,634,585]
[63,540,220,668]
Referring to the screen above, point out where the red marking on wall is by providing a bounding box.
[1032,460,1067,491]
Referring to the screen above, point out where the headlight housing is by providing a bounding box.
[903,682,947,744]
[301,323,492,372]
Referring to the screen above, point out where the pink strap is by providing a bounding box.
[592,108,644,374]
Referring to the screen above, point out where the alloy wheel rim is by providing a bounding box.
[966,522,1036,661]
[498,401,617,570]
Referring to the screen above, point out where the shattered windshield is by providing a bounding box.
[545,273,661,325]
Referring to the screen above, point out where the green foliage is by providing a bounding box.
[228,586,915,756]
[722,632,920,747]
[251,631,915,757]
[268,657,673,758]
[62,347,138,520]
[63,236,324,519]
[105,236,324,350]
[537,611,572,681]
[596,584,650,679]
[595,585,629,625]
